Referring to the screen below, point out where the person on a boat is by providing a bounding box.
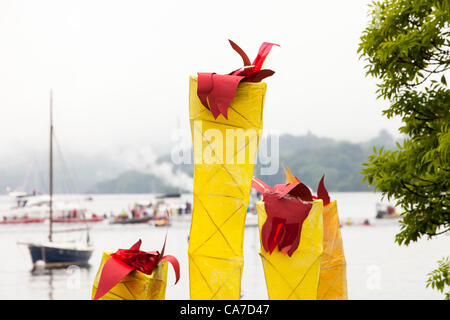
[345,218,353,225]
[156,217,168,226]
[131,205,137,218]
[387,205,395,215]
[362,219,371,226]
[185,202,191,214]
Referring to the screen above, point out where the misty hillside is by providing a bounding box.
[253,129,397,190]
[0,149,124,195]
[87,170,182,194]
[155,129,398,192]
[0,130,398,194]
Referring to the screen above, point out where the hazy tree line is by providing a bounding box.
[1,130,397,194]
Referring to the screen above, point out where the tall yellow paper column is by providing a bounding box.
[188,76,266,299]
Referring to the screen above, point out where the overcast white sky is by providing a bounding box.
[0,0,402,155]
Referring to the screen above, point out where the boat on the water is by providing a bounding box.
[2,193,90,224]
[110,215,153,224]
[153,216,171,227]
[52,216,104,223]
[375,202,400,219]
[0,217,45,225]
[27,240,93,268]
[156,192,181,199]
[22,91,94,269]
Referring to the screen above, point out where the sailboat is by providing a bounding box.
[26,91,94,268]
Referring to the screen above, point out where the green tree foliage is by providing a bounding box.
[358,0,449,298]
[427,257,450,300]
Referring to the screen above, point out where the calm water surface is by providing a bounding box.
[0,193,448,300]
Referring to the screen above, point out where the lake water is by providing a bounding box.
[0,192,448,300]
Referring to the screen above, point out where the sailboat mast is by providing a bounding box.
[177,116,181,195]
[49,90,53,242]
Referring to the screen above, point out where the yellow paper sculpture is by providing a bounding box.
[317,200,348,300]
[257,200,324,300]
[92,252,168,300]
[284,167,347,299]
[188,76,266,299]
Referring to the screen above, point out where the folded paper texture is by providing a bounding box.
[92,252,168,300]
[196,40,277,119]
[257,200,324,300]
[190,76,266,131]
[188,76,266,299]
[317,200,348,300]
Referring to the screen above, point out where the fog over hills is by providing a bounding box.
[0,130,399,194]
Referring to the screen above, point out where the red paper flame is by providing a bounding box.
[93,238,180,300]
[317,174,331,206]
[197,40,279,119]
[251,171,332,257]
[252,177,313,256]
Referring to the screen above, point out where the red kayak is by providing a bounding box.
[52,217,104,223]
[0,218,45,225]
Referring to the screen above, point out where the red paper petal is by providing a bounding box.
[197,41,278,120]
[278,223,303,256]
[160,234,167,258]
[261,214,284,254]
[262,191,312,256]
[129,239,142,251]
[241,69,275,83]
[287,183,313,201]
[317,175,330,206]
[252,176,272,194]
[197,72,214,110]
[228,39,251,66]
[252,42,280,73]
[272,182,313,202]
[94,257,134,300]
[270,222,284,254]
[273,183,299,199]
[161,255,180,284]
[197,73,244,119]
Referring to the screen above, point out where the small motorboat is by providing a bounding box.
[341,218,374,227]
[110,215,153,225]
[0,217,45,225]
[375,202,400,219]
[156,192,181,199]
[153,217,171,227]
